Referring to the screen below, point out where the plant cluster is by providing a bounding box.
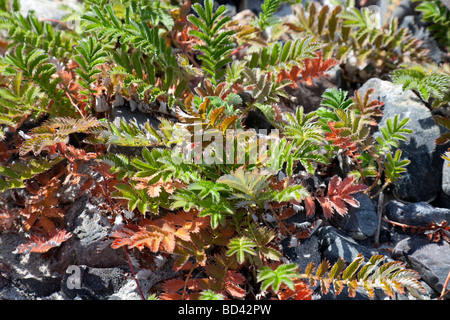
[0,0,442,300]
[285,1,430,83]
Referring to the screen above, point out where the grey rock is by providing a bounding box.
[435,159,450,208]
[61,266,128,300]
[340,193,378,240]
[19,0,81,22]
[392,236,450,299]
[109,260,177,300]
[0,233,62,299]
[441,0,450,10]
[389,0,415,23]
[57,160,98,204]
[317,226,378,264]
[56,195,126,270]
[385,200,450,227]
[238,0,264,13]
[14,275,61,297]
[283,235,321,273]
[359,78,447,203]
[443,158,450,195]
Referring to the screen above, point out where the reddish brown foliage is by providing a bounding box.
[325,121,360,159]
[305,175,366,219]
[110,210,209,253]
[275,279,314,300]
[14,229,72,254]
[278,52,338,87]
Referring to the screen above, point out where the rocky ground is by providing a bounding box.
[0,0,449,300]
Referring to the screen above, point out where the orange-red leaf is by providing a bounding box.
[276,279,313,300]
[110,223,177,253]
[301,52,338,86]
[14,229,72,254]
[161,279,185,293]
[316,175,367,219]
[304,197,316,217]
[224,282,246,298]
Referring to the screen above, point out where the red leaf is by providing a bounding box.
[304,197,316,217]
[225,270,246,285]
[276,279,313,300]
[14,229,72,254]
[161,279,185,293]
[159,292,183,300]
[300,52,338,86]
[111,222,177,253]
[224,282,246,299]
[224,270,246,298]
[317,196,334,219]
[325,122,360,158]
[316,175,367,219]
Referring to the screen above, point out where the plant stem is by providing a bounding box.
[374,191,384,247]
[438,269,450,300]
[124,247,146,300]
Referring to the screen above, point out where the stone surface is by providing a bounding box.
[283,235,321,273]
[392,236,450,299]
[19,0,81,21]
[340,193,378,240]
[359,78,447,203]
[0,233,63,299]
[56,195,126,270]
[317,226,379,264]
[385,200,450,227]
[108,261,177,300]
[61,266,128,300]
[443,158,450,195]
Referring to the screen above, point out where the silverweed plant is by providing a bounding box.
[0,0,437,300]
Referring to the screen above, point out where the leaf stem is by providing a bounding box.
[123,247,146,300]
[438,269,450,300]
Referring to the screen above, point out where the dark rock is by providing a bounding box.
[385,200,450,227]
[319,286,375,300]
[111,105,160,129]
[317,226,378,264]
[359,78,447,203]
[61,266,128,300]
[243,109,274,131]
[390,0,415,23]
[283,235,321,273]
[340,193,378,240]
[14,276,61,297]
[238,0,264,13]
[56,195,126,271]
[392,236,450,299]
[0,233,63,299]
